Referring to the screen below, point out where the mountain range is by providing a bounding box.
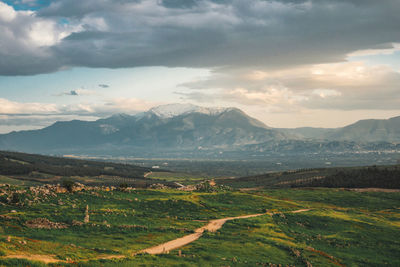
[0,104,399,158]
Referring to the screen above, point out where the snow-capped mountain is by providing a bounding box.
[0,104,285,155]
[147,103,232,118]
[0,103,398,158]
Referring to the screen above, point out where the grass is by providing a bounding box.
[146,172,208,185]
[0,175,39,186]
[0,186,399,266]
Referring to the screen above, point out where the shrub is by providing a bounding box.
[62,179,75,192]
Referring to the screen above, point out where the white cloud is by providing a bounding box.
[0,2,80,75]
[311,89,341,99]
[0,98,58,114]
[0,96,164,133]
[0,2,17,22]
[179,61,400,111]
[0,97,161,116]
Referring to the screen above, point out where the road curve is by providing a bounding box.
[3,209,312,263]
[139,213,265,255]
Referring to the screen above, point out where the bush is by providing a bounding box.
[62,179,75,192]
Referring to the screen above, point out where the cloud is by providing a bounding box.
[0,1,78,75]
[68,90,78,96]
[178,61,400,111]
[102,98,163,114]
[98,84,110,88]
[348,43,400,58]
[1,0,400,75]
[0,98,59,114]
[58,88,97,96]
[0,97,161,116]
[0,95,165,132]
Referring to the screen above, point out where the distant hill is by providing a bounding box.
[0,150,174,187]
[324,116,400,142]
[281,116,400,142]
[0,104,399,158]
[0,150,150,178]
[241,140,400,155]
[0,104,287,155]
[217,164,400,189]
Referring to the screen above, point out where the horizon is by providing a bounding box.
[1,102,400,134]
[1,0,400,132]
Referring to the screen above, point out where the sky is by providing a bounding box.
[0,0,400,133]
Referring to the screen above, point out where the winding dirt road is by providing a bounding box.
[3,209,312,263]
[139,213,265,255]
[139,209,312,255]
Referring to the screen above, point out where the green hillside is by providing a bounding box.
[0,151,168,187]
[217,164,400,189]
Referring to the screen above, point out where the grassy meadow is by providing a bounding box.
[0,182,399,266]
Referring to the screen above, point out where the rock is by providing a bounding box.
[25,218,68,229]
[72,220,84,226]
[149,183,170,189]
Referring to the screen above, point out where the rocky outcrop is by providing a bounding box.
[25,218,68,229]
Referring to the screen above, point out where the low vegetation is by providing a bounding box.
[218,164,400,189]
[0,151,399,266]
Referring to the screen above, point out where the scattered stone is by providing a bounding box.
[25,218,68,229]
[149,183,170,190]
[291,248,301,257]
[72,220,84,226]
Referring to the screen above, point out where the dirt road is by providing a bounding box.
[140,209,312,255]
[3,209,311,262]
[139,213,264,255]
[291,209,311,213]
[144,171,153,178]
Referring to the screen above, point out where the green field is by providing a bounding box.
[0,152,399,266]
[146,171,208,185]
[0,184,399,266]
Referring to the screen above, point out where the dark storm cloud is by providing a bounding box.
[161,0,198,9]
[1,0,400,75]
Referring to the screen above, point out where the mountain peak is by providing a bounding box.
[148,103,231,118]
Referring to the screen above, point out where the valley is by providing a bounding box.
[0,151,399,266]
[2,1,399,266]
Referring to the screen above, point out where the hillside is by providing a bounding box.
[325,116,400,142]
[217,164,400,189]
[0,104,399,159]
[281,116,400,142]
[0,151,169,187]
[0,104,286,155]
